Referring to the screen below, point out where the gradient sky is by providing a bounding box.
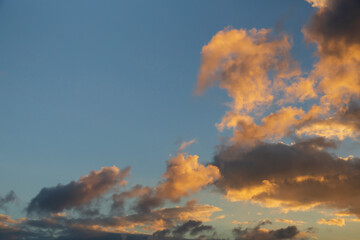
[1,1,360,240]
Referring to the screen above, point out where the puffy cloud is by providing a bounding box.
[212,138,360,216]
[27,166,130,215]
[317,217,346,226]
[116,153,220,213]
[196,1,360,217]
[156,154,220,202]
[194,7,355,150]
[303,0,360,108]
[197,28,299,113]
[281,78,317,104]
[196,27,319,147]
[218,107,305,146]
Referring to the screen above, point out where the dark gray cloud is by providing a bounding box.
[172,220,214,237]
[213,137,360,216]
[111,184,151,215]
[305,0,360,54]
[0,213,216,240]
[151,220,215,240]
[27,166,130,215]
[233,220,304,240]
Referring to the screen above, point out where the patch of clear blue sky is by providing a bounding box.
[0,0,315,202]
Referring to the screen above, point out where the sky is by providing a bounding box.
[1,0,360,239]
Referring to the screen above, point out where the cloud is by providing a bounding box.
[0,191,16,211]
[217,107,306,146]
[305,0,328,8]
[112,153,220,213]
[232,220,309,240]
[178,139,196,151]
[317,217,346,226]
[196,27,318,146]
[172,220,214,237]
[1,212,315,240]
[275,219,305,225]
[232,220,251,225]
[303,0,360,108]
[212,137,360,216]
[27,166,130,215]
[296,102,360,140]
[197,28,299,113]
[1,200,221,240]
[111,184,150,215]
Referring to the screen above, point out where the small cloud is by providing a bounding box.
[275,218,305,225]
[232,220,251,225]
[178,139,196,151]
[317,218,346,227]
[349,218,360,222]
[213,215,226,220]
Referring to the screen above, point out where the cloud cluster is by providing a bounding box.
[2,0,360,239]
[197,0,360,145]
[0,154,221,239]
[0,200,221,240]
[1,212,316,240]
[195,0,360,219]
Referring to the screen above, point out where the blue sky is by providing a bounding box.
[1,1,360,240]
[0,0,313,198]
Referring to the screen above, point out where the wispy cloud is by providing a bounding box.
[178,139,196,151]
[317,218,346,227]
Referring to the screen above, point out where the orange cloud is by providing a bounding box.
[178,139,196,151]
[197,28,299,113]
[317,218,346,226]
[157,153,220,201]
[305,0,328,8]
[113,153,221,213]
[275,218,305,225]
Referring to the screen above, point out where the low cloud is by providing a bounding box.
[27,166,130,215]
[232,220,309,240]
[212,137,360,216]
[1,199,221,240]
